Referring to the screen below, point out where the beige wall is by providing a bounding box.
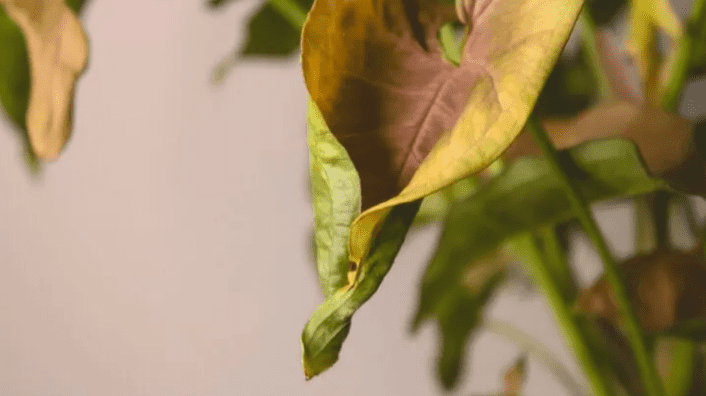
[0,1,703,395]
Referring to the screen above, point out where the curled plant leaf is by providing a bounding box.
[412,139,668,334]
[301,200,420,379]
[575,249,706,333]
[301,0,583,378]
[0,0,88,161]
[503,102,704,196]
[307,99,361,297]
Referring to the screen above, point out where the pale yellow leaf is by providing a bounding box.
[0,0,88,160]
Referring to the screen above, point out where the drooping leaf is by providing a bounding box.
[302,0,584,266]
[301,0,583,380]
[575,249,706,333]
[503,102,704,196]
[412,139,668,330]
[0,0,89,161]
[308,99,361,297]
[301,200,420,379]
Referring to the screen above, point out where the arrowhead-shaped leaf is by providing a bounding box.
[0,0,89,161]
[301,0,584,378]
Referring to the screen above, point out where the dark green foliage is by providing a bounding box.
[240,0,314,57]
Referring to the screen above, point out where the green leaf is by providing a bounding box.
[240,0,313,58]
[308,99,361,297]
[302,200,420,379]
[436,271,506,389]
[412,139,668,330]
[0,9,30,132]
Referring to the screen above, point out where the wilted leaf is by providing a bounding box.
[575,249,706,333]
[300,0,583,378]
[502,356,527,396]
[412,139,668,331]
[301,200,420,379]
[0,0,89,161]
[303,0,583,265]
[503,102,704,196]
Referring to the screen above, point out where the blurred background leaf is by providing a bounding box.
[0,0,90,173]
[210,0,314,83]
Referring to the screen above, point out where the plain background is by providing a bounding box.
[0,0,705,395]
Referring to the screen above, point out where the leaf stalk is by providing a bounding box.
[526,115,666,396]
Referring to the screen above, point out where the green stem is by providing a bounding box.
[507,234,612,396]
[526,115,665,396]
[578,9,613,102]
[483,318,588,396]
[266,0,307,30]
[538,225,575,300]
[661,0,706,112]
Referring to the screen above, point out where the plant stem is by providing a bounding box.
[266,0,307,30]
[661,0,706,112]
[538,225,575,300]
[507,234,612,396]
[483,318,588,396]
[579,9,613,102]
[526,115,665,396]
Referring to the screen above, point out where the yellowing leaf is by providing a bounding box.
[303,0,584,281]
[301,0,583,379]
[627,0,682,102]
[0,0,88,160]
